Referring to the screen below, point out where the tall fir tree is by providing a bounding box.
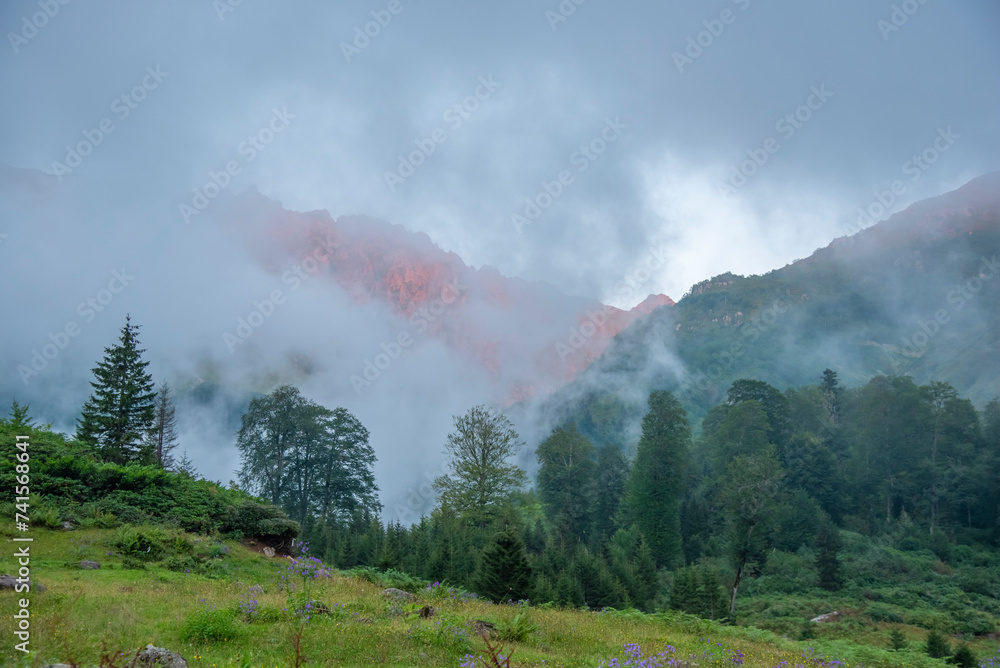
[669,566,699,613]
[623,391,691,567]
[536,425,596,546]
[473,523,532,602]
[174,448,198,478]
[76,315,156,465]
[815,516,843,591]
[145,382,179,468]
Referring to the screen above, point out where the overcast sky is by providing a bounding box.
[3,1,998,302]
[2,0,998,517]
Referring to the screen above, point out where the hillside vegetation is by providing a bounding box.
[2,526,992,668]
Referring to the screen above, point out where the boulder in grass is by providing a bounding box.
[810,611,841,623]
[0,574,45,592]
[80,560,101,570]
[135,644,188,667]
[382,587,416,602]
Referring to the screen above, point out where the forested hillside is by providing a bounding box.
[533,171,1000,451]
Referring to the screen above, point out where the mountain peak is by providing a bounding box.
[220,190,673,403]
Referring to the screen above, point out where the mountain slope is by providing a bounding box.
[532,172,1000,445]
[220,189,673,402]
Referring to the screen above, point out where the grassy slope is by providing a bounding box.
[0,528,986,668]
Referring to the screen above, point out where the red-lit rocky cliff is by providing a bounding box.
[222,190,672,403]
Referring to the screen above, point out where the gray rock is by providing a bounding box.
[79,560,101,570]
[0,574,45,592]
[474,620,497,639]
[61,521,75,530]
[135,644,188,667]
[810,611,841,623]
[382,587,416,602]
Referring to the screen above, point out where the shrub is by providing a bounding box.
[172,535,194,555]
[925,629,951,659]
[951,611,994,636]
[222,500,299,546]
[495,609,538,643]
[181,605,242,643]
[406,612,471,653]
[163,556,199,573]
[867,602,904,623]
[112,526,165,561]
[122,556,146,570]
[949,645,977,668]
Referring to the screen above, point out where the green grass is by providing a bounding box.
[0,527,994,667]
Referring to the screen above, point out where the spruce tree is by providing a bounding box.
[574,549,624,609]
[175,448,198,478]
[623,391,691,567]
[815,516,843,591]
[925,629,950,659]
[473,525,532,602]
[76,315,156,464]
[634,536,660,612]
[669,567,699,613]
[696,565,728,620]
[146,382,178,468]
[532,574,556,604]
[536,425,596,546]
[555,570,585,607]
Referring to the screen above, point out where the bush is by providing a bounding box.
[867,603,904,624]
[948,645,977,668]
[951,611,994,636]
[163,556,199,573]
[222,500,299,546]
[112,526,165,561]
[925,629,951,659]
[181,605,242,643]
[121,556,146,570]
[888,628,907,651]
[495,608,538,643]
[36,507,63,529]
[347,566,426,593]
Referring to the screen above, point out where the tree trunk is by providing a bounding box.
[729,560,745,616]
